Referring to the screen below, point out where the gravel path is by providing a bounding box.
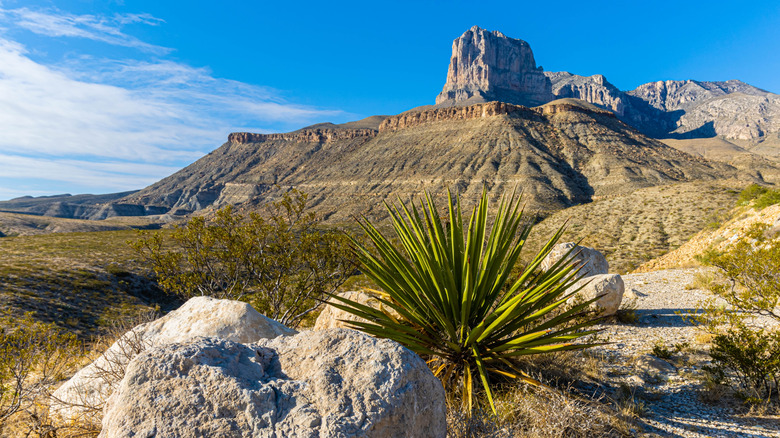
[592,268,779,437]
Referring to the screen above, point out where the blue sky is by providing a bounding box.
[0,0,779,201]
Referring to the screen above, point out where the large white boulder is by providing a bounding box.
[99,329,447,438]
[51,297,296,424]
[541,242,609,279]
[568,274,625,316]
[314,291,401,330]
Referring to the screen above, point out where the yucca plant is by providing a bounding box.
[329,188,602,413]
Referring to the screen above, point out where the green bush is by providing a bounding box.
[131,189,357,328]
[754,190,780,210]
[694,223,780,404]
[330,188,601,413]
[737,184,768,206]
[709,323,780,402]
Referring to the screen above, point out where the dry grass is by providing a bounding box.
[446,384,634,438]
[526,181,741,273]
[0,229,178,338]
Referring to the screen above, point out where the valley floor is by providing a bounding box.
[592,268,779,438]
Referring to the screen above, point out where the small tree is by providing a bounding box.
[131,189,357,328]
[695,223,780,403]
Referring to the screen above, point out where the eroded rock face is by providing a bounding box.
[568,274,625,316]
[435,25,553,107]
[99,330,446,438]
[314,291,401,330]
[51,297,296,424]
[541,242,609,279]
[545,72,628,116]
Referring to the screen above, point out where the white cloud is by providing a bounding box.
[0,6,170,53]
[0,153,181,191]
[0,7,354,200]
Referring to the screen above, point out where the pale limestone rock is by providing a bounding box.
[436,25,553,107]
[314,291,401,330]
[51,297,295,424]
[635,354,676,375]
[99,330,446,438]
[568,274,625,316]
[541,242,609,279]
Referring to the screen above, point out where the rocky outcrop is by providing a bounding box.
[229,128,377,144]
[380,101,538,132]
[314,291,401,330]
[541,242,610,278]
[545,72,628,116]
[51,297,296,424]
[435,26,553,107]
[432,27,779,142]
[99,330,446,438]
[569,274,625,316]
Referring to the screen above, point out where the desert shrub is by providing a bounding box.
[330,188,601,413]
[754,189,780,210]
[0,312,81,432]
[737,184,768,206]
[709,323,780,403]
[131,189,357,328]
[694,223,780,404]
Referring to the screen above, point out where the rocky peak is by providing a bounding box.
[627,79,771,112]
[435,26,553,107]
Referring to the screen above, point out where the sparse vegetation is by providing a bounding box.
[331,188,602,413]
[131,189,357,328]
[0,312,81,434]
[693,223,780,406]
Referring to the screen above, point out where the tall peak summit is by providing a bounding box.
[435,26,553,107]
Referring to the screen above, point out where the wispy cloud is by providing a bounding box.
[0,7,353,200]
[0,6,170,53]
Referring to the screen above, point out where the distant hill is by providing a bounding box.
[118,100,741,222]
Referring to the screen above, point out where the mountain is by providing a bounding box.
[117,100,740,222]
[2,25,775,223]
[0,192,169,219]
[437,27,780,145]
[435,26,553,107]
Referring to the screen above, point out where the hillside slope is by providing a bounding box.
[527,181,743,272]
[121,100,741,222]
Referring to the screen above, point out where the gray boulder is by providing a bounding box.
[541,242,609,278]
[51,296,296,424]
[568,274,625,316]
[99,329,446,438]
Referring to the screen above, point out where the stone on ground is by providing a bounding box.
[568,274,625,316]
[541,242,609,278]
[314,291,400,330]
[51,296,296,424]
[99,329,446,438]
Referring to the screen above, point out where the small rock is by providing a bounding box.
[541,242,609,278]
[568,274,624,316]
[314,290,400,330]
[635,354,677,374]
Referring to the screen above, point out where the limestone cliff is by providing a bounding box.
[435,26,553,107]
